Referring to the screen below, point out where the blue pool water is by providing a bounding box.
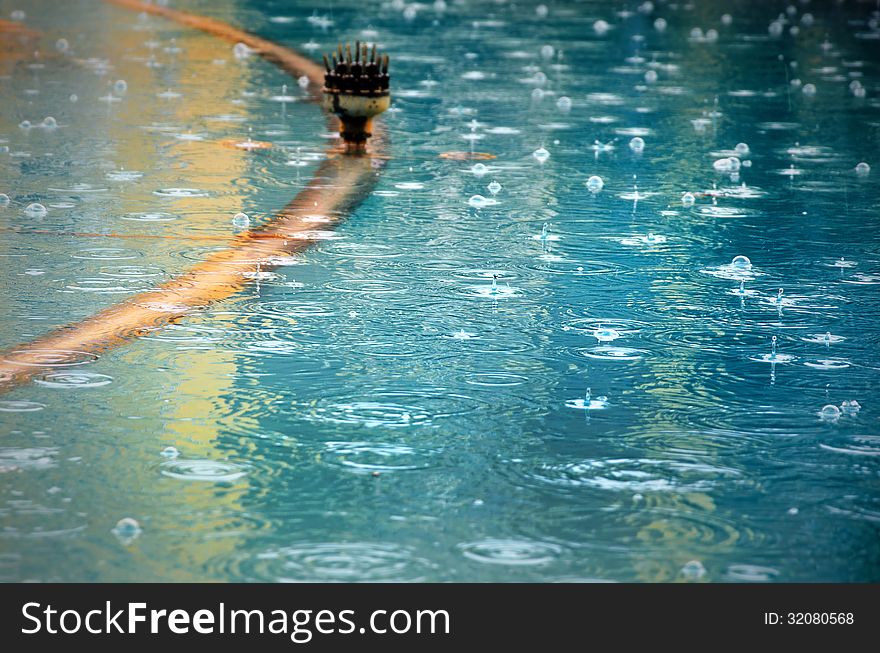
[1,0,879,582]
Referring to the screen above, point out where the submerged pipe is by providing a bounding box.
[0,1,389,392]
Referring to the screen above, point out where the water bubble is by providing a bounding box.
[10,9,25,21]
[403,4,417,20]
[112,517,142,543]
[19,120,31,130]
[681,560,707,580]
[690,27,704,40]
[297,75,310,89]
[160,446,179,458]
[855,162,870,176]
[586,175,604,192]
[802,83,816,96]
[819,404,841,421]
[556,96,572,111]
[532,147,550,164]
[535,4,548,18]
[113,79,127,95]
[55,38,69,53]
[705,28,719,42]
[468,194,497,209]
[644,69,658,83]
[629,137,645,153]
[540,45,555,59]
[768,20,784,37]
[41,116,57,129]
[531,88,544,102]
[25,202,47,217]
[233,42,252,59]
[801,13,814,26]
[721,13,733,26]
[735,142,750,156]
[232,212,250,228]
[681,192,695,206]
[69,94,78,103]
[654,17,667,31]
[470,162,488,176]
[593,20,610,35]
[487,180,502,195]
[840,400,860,416]
[713,156,740,172]
[731,255,752,270]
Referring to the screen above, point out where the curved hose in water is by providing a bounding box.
[0,0,387,392]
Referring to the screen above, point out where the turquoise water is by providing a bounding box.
[1,0,879,582]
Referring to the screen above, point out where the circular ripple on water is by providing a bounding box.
[320,441,442,473]
[256,299,336,318]
[0,400,46,412]
[458,538,564,566]
[153,188,209,198]
[122,211,177,222]
[238,542,438,582]
[326,279,407,295]
[324,242,403,259]
[159,459,250,482]
[2,349,98,367]
[304,390,488,429]
[34,371,113,388]
[510,458,739,494]
[99,265,165,280]
[577,346,649,361]
[464,372,529,387]
[72,247,142,261]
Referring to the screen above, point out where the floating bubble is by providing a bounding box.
[536,4,548,18]
[297,75,310,89]
[681,560,706,580]
[721,13,732,26]
[819,404,841,422]
[468,194,498,209]
[644,69,658,83]
[19,120,31,130]
[681,192,695,206]
[841,400,860,416]
[160,446,179,458]
[713,156,740,172]
[731,255,752,270]
[735,143,750,156]
[556,96,572,111]
[69,94,78,103]
[586,175,604,192]
[470,162,488,176]
[113,79,127,95]
[531,88,544,101]
[232,212,250,228]
[654,17,667,31]
[629,136,645,152]
[10,9,25,21]
[802,83,816,96]
[532,147,550,164]
[25,202,47,217]
[487,180,502,195]
[593,20,610,35]
[855,162,870,176]
[55,38,69,53]
[233,42,252,59]
[112,517,142,544]
[540,45,555,59]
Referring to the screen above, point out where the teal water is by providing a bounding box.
[1,0,879,582]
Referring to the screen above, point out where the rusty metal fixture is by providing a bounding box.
[322,42,390,152]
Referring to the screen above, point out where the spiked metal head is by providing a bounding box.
[322,42,391,152]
